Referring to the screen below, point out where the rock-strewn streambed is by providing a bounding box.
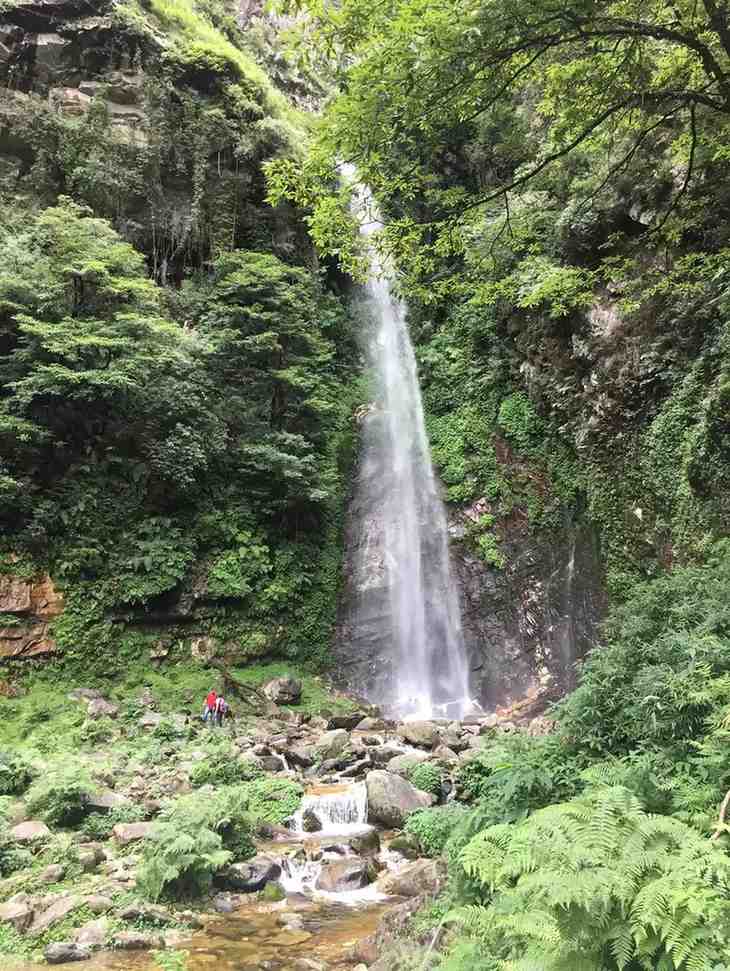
[1,673,544,970]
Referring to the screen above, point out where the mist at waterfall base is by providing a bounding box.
[345,178,475,721]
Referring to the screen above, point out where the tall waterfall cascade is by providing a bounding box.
[345,174,473,720]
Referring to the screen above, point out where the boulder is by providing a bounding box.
[264,677,302,704]
[10,820,51,843]
[118,903,171,924]
[85,790,129,813]
[376,858,446,897]
[366,771,432,828]
[301,808,322,833]
[398,721,439,748]
[387,834,420,860]
[259,755,285,772]
[112,930,164,950]
[349,829,381,857]
[386,752,429,777]
[84,895,112,914]
[86,697,119,719]
[112,822,153,845]
[285,745,315,768]
[138,712,163,730]
[315,859,374,892]
[73,917,109,948]
[369,746,403,767]
[45,942,91,964]
[340,757,371,778]
[355,717,386,732]
[439,730,468,752]
[39,864,65,884]
[212,893,237,913]
[0,898,34,932]
[314,728,350,762]
[432,744,459,765]
[326,712,364,731]
[29,895,81,935]
[215,855,281,893]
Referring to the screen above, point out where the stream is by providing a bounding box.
[11,783,406,971]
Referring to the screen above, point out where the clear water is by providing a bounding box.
[347,174,472,719]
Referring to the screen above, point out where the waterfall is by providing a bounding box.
[290,783,369,836]
[346,174,471,720]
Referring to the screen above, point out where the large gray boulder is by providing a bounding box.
[215,855,281,893]
[45,942,91,964]
[73,917,109,949]
[314,729,349,761]
[264,677,302,704]
[86,697,119,719]
[315,859,374,892]
[386,751,429,777]
[10,820,51,843]
[0,898,34,932]
[85,790,129,813]
[376,858,446,897]
[397,721,439,748]
[365,770,432,828]
[112,822,154,846]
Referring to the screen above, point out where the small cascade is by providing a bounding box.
[279,852,386,905]
[279,854,322,895]
[290,783,369,837]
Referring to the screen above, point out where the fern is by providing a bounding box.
[448,786,730,971]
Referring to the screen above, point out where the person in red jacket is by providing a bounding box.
[202,689,217,723]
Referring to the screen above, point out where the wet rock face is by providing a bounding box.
[453,512,606,708]
[335,433,605,710]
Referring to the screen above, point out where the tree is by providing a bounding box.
[270,0,730,291]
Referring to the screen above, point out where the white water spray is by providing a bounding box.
[346,174,471,719]
[290,783,369,836]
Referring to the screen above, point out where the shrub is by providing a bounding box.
[557,546,730,756]
[404,805,469,858]
[0,751,34,796]
[408,762,443,796]
[82,803,147,840]
[189,741,262,787]
[25,764,94,827]
[237,777,302,825]
[452,786,730,970]
[137,786,255,901]
[455,734,582,821]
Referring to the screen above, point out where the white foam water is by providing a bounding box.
[344,170,472,720]
[290,783,369,837]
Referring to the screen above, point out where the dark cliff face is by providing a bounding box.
[452,513,605,709]
[334,415,606,712]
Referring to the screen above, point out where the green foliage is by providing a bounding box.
[82,804,146,841]
[137,786,256,901]
[452,786,730,971]
[456,734,582,823]
[236,777,302,825]
[0,750,34,796]
[408,762,442,796]
[25,763,94,828]
[404,805,468,858]
[557,542,730,756]
[189,740,262,788]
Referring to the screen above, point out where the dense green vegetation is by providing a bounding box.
[267,0,730,967]
[2,0,730,966]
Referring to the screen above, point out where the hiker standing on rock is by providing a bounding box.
[214,694,228,728]
[202,689,217,723]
